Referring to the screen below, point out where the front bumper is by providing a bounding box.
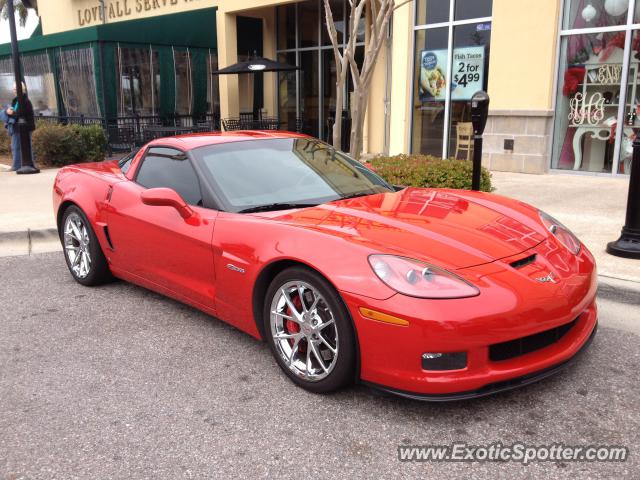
[341,244,598,398]
[363,321,597,401]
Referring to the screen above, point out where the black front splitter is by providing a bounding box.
[363,322,598,402]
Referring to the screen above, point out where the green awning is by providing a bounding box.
[0,6,217,57]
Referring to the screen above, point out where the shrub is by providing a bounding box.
[0,127,9,154]
[367,154,493,192]
[32,122,107,167]
[71,124,107,163]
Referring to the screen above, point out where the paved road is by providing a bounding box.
[1,253,639,479]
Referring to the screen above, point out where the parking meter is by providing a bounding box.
[470,91,490,190]
[471,90,490,136]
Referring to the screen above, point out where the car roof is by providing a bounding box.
[146,130,309,151]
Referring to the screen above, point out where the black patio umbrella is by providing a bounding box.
[212,55,299,75]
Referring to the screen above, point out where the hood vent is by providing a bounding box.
[509,254,537,269]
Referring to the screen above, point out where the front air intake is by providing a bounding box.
[489,318,578,362]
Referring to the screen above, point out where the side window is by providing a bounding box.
[135,147,203,206]
[118,148,139,174]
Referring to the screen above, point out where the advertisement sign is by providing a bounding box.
[419,46,485,102]
[451,46,485,101]
[419,49,448,102]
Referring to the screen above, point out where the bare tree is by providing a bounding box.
[324,0,410,160]
[0,0,38,27]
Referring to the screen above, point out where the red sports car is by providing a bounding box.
[53,131,597,400]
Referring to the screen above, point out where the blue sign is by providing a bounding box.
[422,52,438,71]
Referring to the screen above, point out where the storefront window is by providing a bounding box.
[454,0,492,20]
[617,29,640,173]
[416,0,451,25]
[411,4,492,158]
[322,49,338,142]
[0,58,14,106]
[553,1,639,174]
[207,51,220,117]
[0,56,58,116]
[447,22,491,156]
[299,1,320,48]
[174,50,192,115]
[563,0,631,30]
[278,52,297,131]
[117,46,160,116]
[22,54,58,116]
[412,27,448,156]
[322,0,345,45]
[278,4,296,50]
[552,33,625,172]
[276,0,365,143]
[58,48,100,117]
[300,50,320,138]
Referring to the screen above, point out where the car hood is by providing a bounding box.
[263,188,548,269]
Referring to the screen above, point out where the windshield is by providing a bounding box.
[193,137,393,212]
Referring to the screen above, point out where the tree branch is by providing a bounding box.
[393,0,413,11]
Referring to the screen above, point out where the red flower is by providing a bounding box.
[563,67,586,97]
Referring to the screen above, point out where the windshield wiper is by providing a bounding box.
[337,191,377,201]
[238,203,318,214]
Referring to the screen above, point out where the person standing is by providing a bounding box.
[5,82,36,171]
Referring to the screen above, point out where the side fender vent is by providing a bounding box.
[510,254,537,269]
[103,225,115,250]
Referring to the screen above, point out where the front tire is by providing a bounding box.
[263,266,356,393]
[61,206,111,286]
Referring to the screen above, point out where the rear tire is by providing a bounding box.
[263,266,356,393]
[61,205,111,286]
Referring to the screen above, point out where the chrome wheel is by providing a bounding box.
[64,212,92,279]
[270,280,339,382]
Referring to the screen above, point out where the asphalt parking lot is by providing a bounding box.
[1,253,639,479]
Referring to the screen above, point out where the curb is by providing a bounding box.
[597,275,640,305]
[0,227,60,256]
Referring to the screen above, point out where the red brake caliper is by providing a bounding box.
[286,294,305,352]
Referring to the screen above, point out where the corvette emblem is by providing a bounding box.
[536,272,557,284]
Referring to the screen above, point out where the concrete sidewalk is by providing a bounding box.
[491,171,639,284]
[1,166,639,285]
[0,167,59,256]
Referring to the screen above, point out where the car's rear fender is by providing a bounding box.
[54,166,123,250]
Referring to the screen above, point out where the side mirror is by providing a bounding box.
[141,188,194,219]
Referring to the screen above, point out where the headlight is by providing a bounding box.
[368,254,479,299]
[538,210,581,255]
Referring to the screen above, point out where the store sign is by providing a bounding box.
[419,46,485,102]
[76,0,203,27]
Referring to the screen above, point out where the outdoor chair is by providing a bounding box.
[222,118,242,131]
[196,121,214,132]
[107,124,136,155]
[260,117,280,130]
[455,122,474,161]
